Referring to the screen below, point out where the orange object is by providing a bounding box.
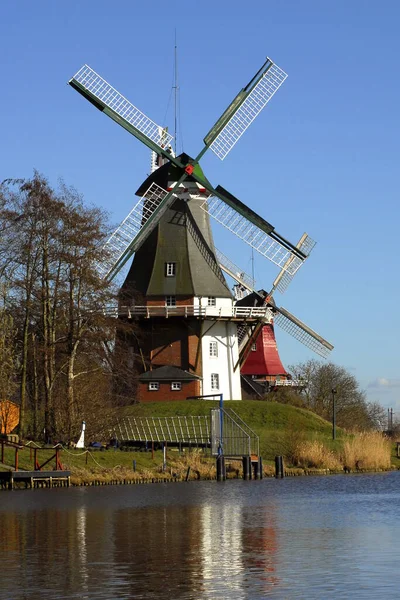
[0,401,20,435]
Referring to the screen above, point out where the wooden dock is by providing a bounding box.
[0,470,71,490]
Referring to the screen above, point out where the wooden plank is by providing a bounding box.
[0,470,70,480]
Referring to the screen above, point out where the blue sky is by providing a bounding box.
[1,1,400,414]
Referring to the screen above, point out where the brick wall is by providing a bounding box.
[188,328,202,376]
[146,296,194,307]
[138,379,201,402]
[135,319,201,373]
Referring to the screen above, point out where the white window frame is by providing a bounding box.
[165,262,176,277]
[148,382,159,391]
[251,343,257,351]
[165,296,176,307]
[171,381,181,391]
[209,341,218,358]
[207,296,216,306]
[211,373,219,390]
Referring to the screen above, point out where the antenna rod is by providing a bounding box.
[251,247,255,287]
[173,30,178,155]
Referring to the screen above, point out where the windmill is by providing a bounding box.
[68,56,333,401]
[218,247,332,395]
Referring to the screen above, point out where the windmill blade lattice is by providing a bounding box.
[215,248,255,291]
[200,195,305,275]
[273,234,316,294]
[70,65,173,155]
[274,306,333,358]
[205,60,287,160]
[212,250,333,358]
[98,183,174,281]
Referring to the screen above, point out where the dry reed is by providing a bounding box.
[342,432,391,470]
[293,440,342,470]
[170,450,216,480]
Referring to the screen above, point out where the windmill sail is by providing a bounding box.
[273,307,333,358]
[218,251,333,358]
[199,186,308,275]
[272,233,316,294]
[215,248,255,291]
[98,183,176,281]
[204,58,287,160]
[69,65,175,161]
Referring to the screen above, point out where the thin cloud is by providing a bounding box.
[368,378,400,389]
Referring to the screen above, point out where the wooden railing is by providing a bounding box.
[0,440,64,472]
[116,305,274,320]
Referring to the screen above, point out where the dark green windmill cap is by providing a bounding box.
[135,153,211,196]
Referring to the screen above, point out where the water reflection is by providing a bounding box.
[1,474,400,599]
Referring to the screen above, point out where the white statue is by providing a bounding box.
[76,421,86,449]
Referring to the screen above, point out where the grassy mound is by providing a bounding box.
[121,399,340,461]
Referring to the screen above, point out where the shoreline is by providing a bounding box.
[1,465,395,491]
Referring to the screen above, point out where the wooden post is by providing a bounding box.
[253,458,261,480]
[15,448,19,472]
[243,456,251,480]
[1,440,4,464]
[216,455,226,481]
[275,456,284,478]
[162,442,167,472]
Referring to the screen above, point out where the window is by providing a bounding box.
[209,341,218,357]
[171,382,181,391]
[165,262,176,277]
[148,382,159,391]
[165,296,176,307]
[207,297,216,306]
[251,343,257,352]
[211,373,219,390]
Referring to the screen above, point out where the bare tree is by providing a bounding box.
[0,309,17,407]
[288,359,385,431]
[0,173,139,442]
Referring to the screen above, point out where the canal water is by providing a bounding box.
[1,471,399,599]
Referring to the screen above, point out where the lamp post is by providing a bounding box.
[331,388,337,440]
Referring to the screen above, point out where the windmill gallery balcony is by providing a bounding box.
[115,304,274,322]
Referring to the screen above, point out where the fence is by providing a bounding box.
[111,409,259,458]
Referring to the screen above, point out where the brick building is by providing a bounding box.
[119,155,242,401]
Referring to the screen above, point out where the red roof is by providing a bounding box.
[241,323,287,376]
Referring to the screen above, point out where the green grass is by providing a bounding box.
[0,444,164,473]
[2,401,397,477]
[120,399,345,462]
[391,444,400,468]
